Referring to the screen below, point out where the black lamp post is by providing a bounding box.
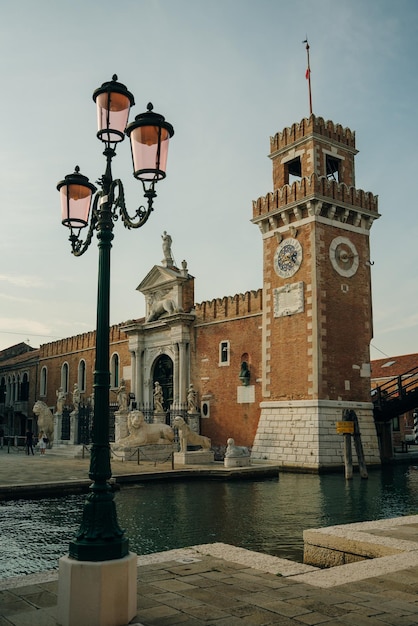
[57,75,174,562]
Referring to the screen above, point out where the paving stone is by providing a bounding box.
[137,603,182,623]
[179,574,220,587]
[336,612,399,626]
[149,579,198,593]
[22,591,56,609]
[182,602,231,621]
[295,612,335,625]
[148,591,203,610]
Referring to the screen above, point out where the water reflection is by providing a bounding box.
[2,464,418,580]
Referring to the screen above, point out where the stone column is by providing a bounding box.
[136,350,143,406]
[69,410,78,444]
[114,411,129,443]
[173,343,180,403]
[178,342,187,404]
[130,350,136,404]
[54,413,62,445]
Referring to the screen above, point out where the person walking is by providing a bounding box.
[25,429,34,455]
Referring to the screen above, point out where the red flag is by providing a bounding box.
[305,68,310,80]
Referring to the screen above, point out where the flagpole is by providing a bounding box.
[303,38,313,115]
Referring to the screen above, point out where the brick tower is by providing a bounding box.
[251,115,381,470]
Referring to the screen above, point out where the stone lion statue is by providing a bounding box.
[147,297,177,322]
[33,401,54,443]
[225,437,250,457]
[173,415,211,453]
[117,410,174,447]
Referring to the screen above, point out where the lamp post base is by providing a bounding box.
[57,552,137,626]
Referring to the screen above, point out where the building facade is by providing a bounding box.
[0,114,391,469]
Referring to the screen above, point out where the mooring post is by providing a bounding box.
[352,411,368,479]
[343,431,353,480]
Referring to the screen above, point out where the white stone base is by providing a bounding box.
[251,399,381,471]
[174,450,214,465]
[112,444,175,463]
[57,552,137,626]
[224,456,251,468]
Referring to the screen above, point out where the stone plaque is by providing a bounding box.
[273,282,304,318]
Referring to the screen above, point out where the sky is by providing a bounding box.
[0,0,417,361]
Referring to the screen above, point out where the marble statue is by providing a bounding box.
[225,437,250,458]
[187,383,198,414]
[33,401,54,443]
[116,410,174,447]
[116,379,128,412]
[161,230,173,265]
[72,383,80,410]
[56,387,66,414]
[153,381,164,413]
[147,292,176,322]
[173,415,211,453]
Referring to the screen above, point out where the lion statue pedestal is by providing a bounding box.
[174,450,214,465]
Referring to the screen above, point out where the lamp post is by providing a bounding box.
[57,76,174,563]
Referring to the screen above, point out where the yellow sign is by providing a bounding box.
[336,421,354,434]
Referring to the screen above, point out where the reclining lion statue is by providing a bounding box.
[116,410,174,447]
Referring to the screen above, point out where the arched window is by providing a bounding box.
[78,359,86,392]
[61,362,69,393]
[0,377,6,403]
[110,353,119,388]
[40,366,47,397]
[21,373,29,401]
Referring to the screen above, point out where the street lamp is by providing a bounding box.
[57,75,174,563]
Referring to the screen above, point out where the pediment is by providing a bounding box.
[137,265,185,295]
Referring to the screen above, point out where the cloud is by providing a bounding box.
[0,317,52,336]
[0,274,46,289]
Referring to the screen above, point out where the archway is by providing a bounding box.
[152,355,173,414]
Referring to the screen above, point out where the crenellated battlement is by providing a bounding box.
[195,289,263,323]
[270,115,356,154]
[252,174,378,223]
[40,324,126,358]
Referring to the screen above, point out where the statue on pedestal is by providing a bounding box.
[161,230,173,266]
[72,383,80,411]
[173,416,211,453]
[56,387,66,414]
[153,381,164,413]
[187,383,198,414]
[116,379,128,413]
[225,437,250,458]
[33,401,54,444]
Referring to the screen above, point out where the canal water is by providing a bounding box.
[2,463,418,580]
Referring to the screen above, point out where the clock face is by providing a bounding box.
[329,237,359,277]
[274,238,302,278]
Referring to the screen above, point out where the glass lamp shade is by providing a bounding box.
[57,167,97,229]
[93,75,135,143]
[125,103,174,182]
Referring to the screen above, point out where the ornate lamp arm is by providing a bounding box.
[111,178,156,230]
[69,193,100,257]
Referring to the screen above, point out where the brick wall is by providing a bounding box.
[194,313,262,447]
